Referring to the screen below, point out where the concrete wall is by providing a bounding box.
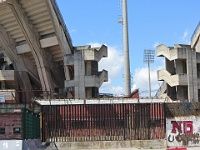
[176,60,186,74]
[166,116,200,147]
[50,140,166,150]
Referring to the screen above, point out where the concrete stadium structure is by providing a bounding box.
[0,0,108,103]
[156,22,200,102]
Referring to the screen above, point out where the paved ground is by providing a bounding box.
[46,148,200,150]
[46,147,200,150]
[44,142,200,150]
[79,148,200,150]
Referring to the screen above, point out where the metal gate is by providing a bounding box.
[41,103,165,142]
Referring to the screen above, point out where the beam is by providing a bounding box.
[16,44,31,54]
[40,36,59,48]
[5,0,64,92]
[6,0,52,92]
[16,36,59,54]
[44,0,75,84]
[0,70,14,80]
[0,24,39,83]
[0,24,39,103]
[45,0,72,55]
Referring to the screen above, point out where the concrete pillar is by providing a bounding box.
[187,49,198,102]
[74,51,85,99]
[64,66,71,80]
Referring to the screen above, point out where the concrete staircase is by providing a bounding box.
[97,45,108,61]
[157,69,187,86]
[85,70,108,87]
[157,44,187,61]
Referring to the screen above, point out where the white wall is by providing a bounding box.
[166,116,200,147]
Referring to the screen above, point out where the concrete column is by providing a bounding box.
[64,66,71,80]
[187,49,198,102]
[192,51,198,102]
[74,51,85,99]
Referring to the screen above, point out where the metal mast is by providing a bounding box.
[143,49,155,98]
[121,0,131,96]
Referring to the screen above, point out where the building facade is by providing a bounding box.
[0,0,108,103]
[64,45,108,99]
[156,22,200,102]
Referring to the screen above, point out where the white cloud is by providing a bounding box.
[132,66,163,98]
[181,30,190,44]
[109,85,124,96]
[90,43,124,79]
[89,42,163,97]
[153,42,160,49]
[100,79,124,96]
[89,42,124,95]
[183,30,188,39]
[89,42,101,48]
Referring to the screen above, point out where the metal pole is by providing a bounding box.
[148,60,151,98]
[143,50,154,99]
[122,0,131,97]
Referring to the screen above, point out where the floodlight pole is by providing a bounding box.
[118,0,131,97]
[147,58,151,99]
[143,50,155,98]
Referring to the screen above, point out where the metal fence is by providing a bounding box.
[22,108,40,139]
[41,103,165,142]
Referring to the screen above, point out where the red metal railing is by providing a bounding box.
[41,103,165,142]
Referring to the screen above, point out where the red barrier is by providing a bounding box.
[167,148,187,150]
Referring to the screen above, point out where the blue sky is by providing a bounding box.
[57,0,200,97]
